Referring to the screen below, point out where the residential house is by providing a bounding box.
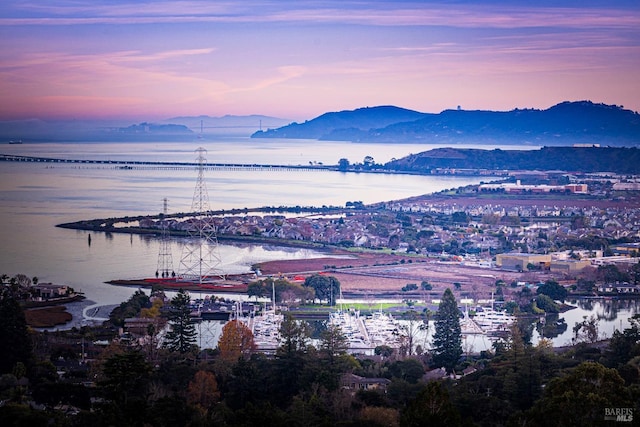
[341,373,391,393]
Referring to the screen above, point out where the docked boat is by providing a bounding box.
[244,311,283,353]
[471,305,516,333]
[460,312,485,335]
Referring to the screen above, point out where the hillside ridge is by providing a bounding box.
[252,101,640,145]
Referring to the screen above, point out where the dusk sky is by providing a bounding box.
[1,0,639,121]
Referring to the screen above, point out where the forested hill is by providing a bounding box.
[385,146,640,174]
[252,101,640,145]
[252,105,426,140]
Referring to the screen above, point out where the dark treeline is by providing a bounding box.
[1,283,640,426]
[386,146,640,174]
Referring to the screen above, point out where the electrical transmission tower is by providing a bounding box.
[178,147,224,283]
[156,197,175,279]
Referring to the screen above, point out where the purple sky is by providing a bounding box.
[1,1,639,121]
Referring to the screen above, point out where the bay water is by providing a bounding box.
[1,139,637,349]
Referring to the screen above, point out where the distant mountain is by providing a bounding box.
[160,114,291,136]
[0,114,291,142]
[385,146,640,174]
[117,122,193,134]
[251,101,640,145]
[251,106,427,140]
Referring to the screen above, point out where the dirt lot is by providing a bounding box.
[257,251,549,300]
[254,193,633,299]
[25,306,73,328]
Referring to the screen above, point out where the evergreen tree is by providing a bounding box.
[163,289,197,354]
[272,313,310,404]
[316,324,352,390]
[98,350,152,425]
[0,289,33,374]
[431,288,462,373]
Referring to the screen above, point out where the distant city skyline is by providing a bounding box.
[1,0,639,122]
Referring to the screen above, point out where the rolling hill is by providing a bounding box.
[252,101,640,146]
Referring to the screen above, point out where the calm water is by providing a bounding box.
[0,139,488,308]
[1,139,637,347]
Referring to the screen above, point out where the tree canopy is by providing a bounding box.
[303,274,340,306]
[536,279,568,302]
[217,319,256,362]
[0,290,33,374]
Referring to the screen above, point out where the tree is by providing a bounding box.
[402,283,418,292]
[604,314,640,367]
[100,350,151,406]
[277,313,310,356]
[273,313,311,404]
[388,358,425,383]
[217,319,256,362]
[304,274,340,306]
[572,315,600,344]
[535,294,561,313]
[394,310,428,357]
[318,324,349,365]
[420,281,432,291]
[248,278,313,306]
[187,370,220,413]
[109,290,151,327]
[338,158,350,171]
[596,264,626,284]
[316,324,352,390]
[374,345,394,358]
[163,289,197,354]
[359,407,400,427]
[400,381,461,426]
[363,155,375,169]
[528,362,633,426]
[451,211,470,224]
[536,279,568,302]
[97,350,152,425]
[431,288,462,373]
[247,281,267,300]
[0,290,33,374]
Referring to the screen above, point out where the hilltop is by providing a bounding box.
[252,105,426,139]
[385,146,640,174]
[252,101,640,146]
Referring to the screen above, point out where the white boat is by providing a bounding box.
[471,305,516,333]
[363,311,400,347]
[244,311,283,351]
[460,312,485,335]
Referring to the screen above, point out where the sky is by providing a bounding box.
[1,0,639,122]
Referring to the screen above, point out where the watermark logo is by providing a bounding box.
[604,408,633,423]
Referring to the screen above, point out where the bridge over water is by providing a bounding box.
[0,154,336,172]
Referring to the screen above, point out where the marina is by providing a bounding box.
[229,303,512,356]
[1,140,638,349]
